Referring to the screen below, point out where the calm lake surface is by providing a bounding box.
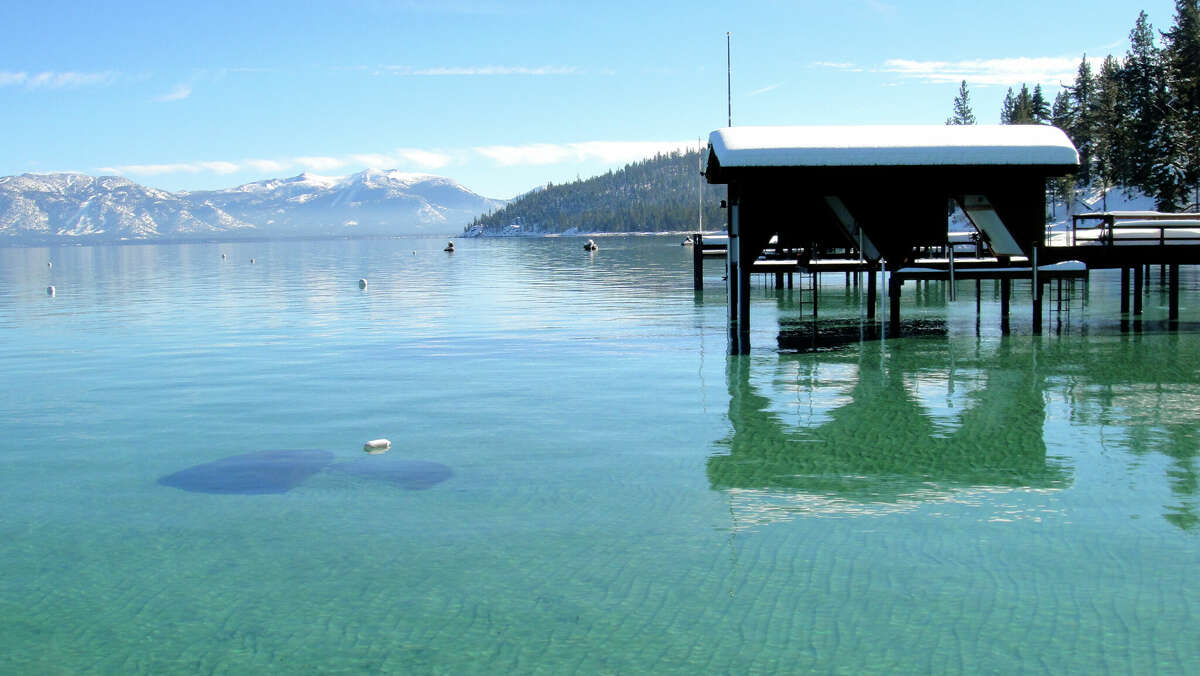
[2,235,1199,673]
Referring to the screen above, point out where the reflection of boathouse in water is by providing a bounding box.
[708,332,1200,532]
[710,340,1067,522]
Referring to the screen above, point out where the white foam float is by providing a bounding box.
[358,278,368,289]
[46,285,55,296]
[363,438,391,454]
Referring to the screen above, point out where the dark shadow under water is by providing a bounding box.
[157,449,335,494]
[158,450,453,494]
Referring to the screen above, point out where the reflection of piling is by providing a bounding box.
[692,233,704,291]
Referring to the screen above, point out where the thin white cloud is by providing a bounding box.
[100,163,205,176]
[0,70,119,89]
[96,140,698,182]
[198,161,240,174]
[880,56,1097,86]
[245,159,292,173]
[473,140,699,167]
[348,153,395,168]
[397,148,453,169]
[295,156,349,172]
[811,61,864,72]
[749,83,781,96]
[156,83,192,102]
[384,65,578,76]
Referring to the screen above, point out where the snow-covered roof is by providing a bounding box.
[707,125,1079,169]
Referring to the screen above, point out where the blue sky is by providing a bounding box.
[0,0,1179,199]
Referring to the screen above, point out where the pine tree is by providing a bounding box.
[1051,90,1078,209]
[1002,84,1038,125]
[1123,10,1169,201]
[1164,0,1200,209]
[1067,56,1096,187]
[1092,55,1129,208]
[946,80,977,125]
[1031,84,1051,123]
[1000,87,1016,124]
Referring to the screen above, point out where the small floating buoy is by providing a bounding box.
[47,261,53,268]
[444,240,455,252]
[358,278,368,289]
[584,239,598,251]
[221,253,227,260]
[363,438,391,454]
[250,258,255,264]
[46,285,55,296]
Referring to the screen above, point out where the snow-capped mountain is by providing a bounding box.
[0,170,506,244]
[0,173,255,243]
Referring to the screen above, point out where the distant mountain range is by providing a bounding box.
[0,170,506,245]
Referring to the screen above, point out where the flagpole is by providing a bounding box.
[726,32,732,127]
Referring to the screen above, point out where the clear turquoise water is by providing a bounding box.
[2,236,1199,674]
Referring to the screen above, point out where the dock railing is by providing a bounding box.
[1067,212,1200,248]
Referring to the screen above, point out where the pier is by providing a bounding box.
[700,124,1200,352]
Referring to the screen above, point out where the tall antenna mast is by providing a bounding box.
[726,32,732,127]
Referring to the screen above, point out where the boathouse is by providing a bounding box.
[703,125,1080,351]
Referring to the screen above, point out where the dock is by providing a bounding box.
[699,124,1200,352]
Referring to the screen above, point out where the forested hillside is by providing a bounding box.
[466,150,725,234]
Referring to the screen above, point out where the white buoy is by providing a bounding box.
[46,285,55,296]
[358,278,368,289]
[221,253,227,260]
[444,240,455,252]
[250,258,255,264]
[584,239,598,251]
[47,261,52,268]
[363,438,391,454]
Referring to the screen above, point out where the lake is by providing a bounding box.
[2,235,1199,673]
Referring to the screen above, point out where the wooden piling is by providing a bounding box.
[866,268,877,321]
[692,233,703,291]
[888,273,901,334]
[1033,282,1043,334]
[1120,267,1130,314]
[1169,263,1180,322]
[1133,265,1144,315]
[813,272,820,318]
[1000,277,1011,334]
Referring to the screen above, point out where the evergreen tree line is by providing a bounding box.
[950,2,1200,211]
[467,150,724,235]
